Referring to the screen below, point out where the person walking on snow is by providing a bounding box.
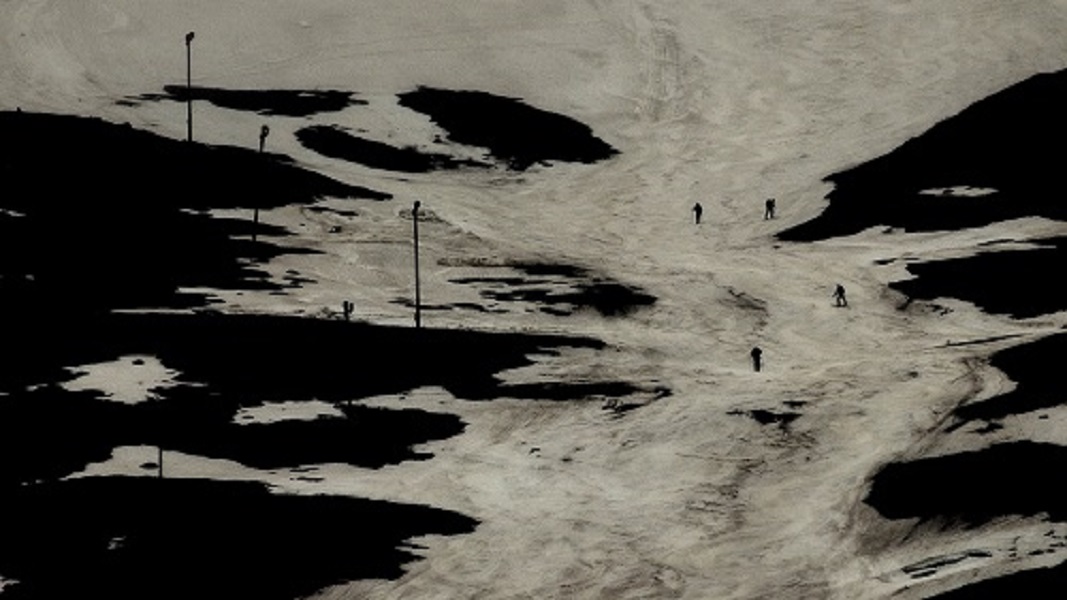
[833,283,848,307]
[764,198,776,220]
[692,202,703,224]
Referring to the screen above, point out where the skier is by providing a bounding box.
[833,284,848,307]
[693,202,703,224]
[750,346,763,372]
[764,198,776,220]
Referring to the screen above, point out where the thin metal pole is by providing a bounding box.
[185,32,194,142]
[254,125,268,243]
[413,200,421,329]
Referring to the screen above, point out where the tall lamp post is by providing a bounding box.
[185,31,195,142]
[254,124,269,243]
[413,201,421,329]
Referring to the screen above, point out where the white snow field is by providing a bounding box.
[4,1,1067,598]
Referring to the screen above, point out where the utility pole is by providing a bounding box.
[254,124,269,243]
[157,400,164,478]
[413,200,421,329]
[185,31,195,142]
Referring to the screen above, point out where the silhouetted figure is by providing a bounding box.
[764,198,776,220]
[692,202,703,224]
[259,124,270,153]
[833,284,847,307]
[751,346,763,372]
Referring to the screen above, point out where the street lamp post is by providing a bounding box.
[413,201,421,329]
[185,31,195,142]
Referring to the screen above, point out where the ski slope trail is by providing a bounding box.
[4,1,1067,598]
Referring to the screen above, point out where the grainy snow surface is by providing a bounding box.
[3,2,1067,599]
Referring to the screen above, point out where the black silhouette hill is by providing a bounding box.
[0,475,476,600]
[889,237,1067,320]
[0,110,387,314]
[947,332,1067,427]
[780,68,1067,241]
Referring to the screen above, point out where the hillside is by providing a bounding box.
[2,2,1067,598]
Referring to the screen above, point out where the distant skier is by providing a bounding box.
[764,198,776,220]
[833,284,848,307]
[750,346,763,372]
[693,202,703,224]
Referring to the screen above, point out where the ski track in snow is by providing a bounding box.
[4,1,1067,598]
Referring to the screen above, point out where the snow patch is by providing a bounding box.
[919,186,998,197]
[61,354,183,404]
[233,400,345,425]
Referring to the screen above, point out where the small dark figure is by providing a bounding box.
[342,300,355,321]
[750,346,763,372]
[764,198,776,220]
[259,124,270,153]
[692,202,703,224]
[833,284,847,307]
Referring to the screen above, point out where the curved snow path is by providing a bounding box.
[4,1,1067,598]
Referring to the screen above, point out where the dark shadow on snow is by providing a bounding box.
[0,311,638,486]
[865,441,1067,526]
[924,559,1067,599]
[0,383,466,487]
[890,237,1067,320]
[397,87,618,171]
[0,109,643,597]
[779,68,1067,242]
[295,125,491,172]
[946,332,1067,429]
[128,85,364,117]
[0,476,476,600]
[728,408,801,429]
[0,110,387,314]
[448,262,656,317]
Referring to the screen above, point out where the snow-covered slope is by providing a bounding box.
[3,1,1067,598]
